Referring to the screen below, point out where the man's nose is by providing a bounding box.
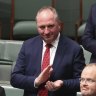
[44,27,50,34]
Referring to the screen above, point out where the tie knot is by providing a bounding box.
[46,44,52,48]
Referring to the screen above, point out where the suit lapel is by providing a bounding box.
[51,35,67,78]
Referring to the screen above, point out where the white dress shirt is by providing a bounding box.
[42,33,60,66]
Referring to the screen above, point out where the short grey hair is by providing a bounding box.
[36,6,60,22]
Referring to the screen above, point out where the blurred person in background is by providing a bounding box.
[82,4,96,63]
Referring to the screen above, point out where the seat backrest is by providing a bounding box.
[13,21,38,40]
[10,0,55,40]
[0,40,6,60]
[0,64,12,81]
[0,40,23,61]
[80,0,96,22]
[2,85,24,96]
[4,40,23,61]
[0,40,23,82]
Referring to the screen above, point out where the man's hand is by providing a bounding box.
[45,80,63,91]
[35,65,53,87]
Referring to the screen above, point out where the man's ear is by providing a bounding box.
[59,21,64,32]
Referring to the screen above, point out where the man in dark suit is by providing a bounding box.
[0,86,6,96]
[10,6,85,96]
[82,4,96,63]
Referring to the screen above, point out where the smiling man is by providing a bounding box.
[80,63,96,96]
[11,6,85,96]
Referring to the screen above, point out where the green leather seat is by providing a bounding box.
[1,85,24,96]
[0,64,12,82]
[13,21,38,40]
[0,40,23,82]
[10,0,54,40]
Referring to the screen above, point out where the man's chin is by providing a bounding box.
[81,91,90,96]
[44,39,52,44]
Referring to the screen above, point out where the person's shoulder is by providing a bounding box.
[23,35,41,45]
[62,36,82,50]
[63,36,80,46]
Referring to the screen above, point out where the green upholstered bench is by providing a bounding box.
[13,21,38,40]
[1,85,24,96]
[0,40,23,82]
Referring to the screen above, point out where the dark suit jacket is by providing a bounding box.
[82,4,96,63]
[11,34,85,96]
[0,86,6,96]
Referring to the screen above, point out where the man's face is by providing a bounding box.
[80,67,96,96]
[36,10,61,44]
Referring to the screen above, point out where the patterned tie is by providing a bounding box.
[38,44,52,96]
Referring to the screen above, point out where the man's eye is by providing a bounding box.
[48,24,54,29]
[40,26,45,30]
[87,79,95,82]
[39,24,55,30]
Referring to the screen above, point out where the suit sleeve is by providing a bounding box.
[82,5,96,56]
[10,42,38,92]
[62,46,85,92]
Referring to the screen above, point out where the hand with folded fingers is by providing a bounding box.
[45,80,63,91]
